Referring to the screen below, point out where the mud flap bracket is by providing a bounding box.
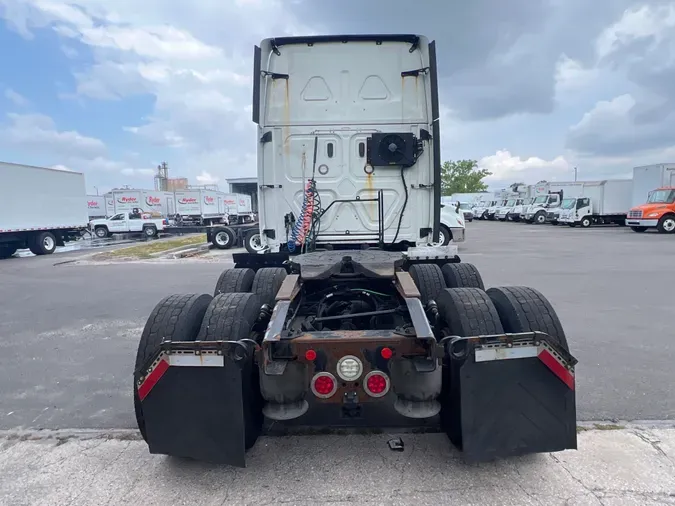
[441,332,577,462]
[137,340,257,467]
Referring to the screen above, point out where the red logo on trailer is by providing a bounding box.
[145,196,161,206]
[87,200,100,208]
[118,197,138,203]
[204,196,214,205]
[178,197,197,204]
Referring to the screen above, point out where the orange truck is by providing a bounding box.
[626,164,675,233]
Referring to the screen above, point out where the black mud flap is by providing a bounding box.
[138,343,254,467]
[443,333,577,462]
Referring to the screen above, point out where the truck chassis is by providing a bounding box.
[133,246,577,467]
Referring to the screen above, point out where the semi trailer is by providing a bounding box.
[174,189,227,225]
[132,34,577,467]
[0,161,88,259]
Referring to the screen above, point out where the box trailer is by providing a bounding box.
[558,179,633,227]
[0,161,88,258]
[627,164,675,233]
[222,193,255,224]
[107,189,174,216]
[174,189,227,225]
[86,195,106,219]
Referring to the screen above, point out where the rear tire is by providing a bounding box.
[244,229,264,254]
[252,267,288,308]
[94,227,108,239]
[214,268,255,296]
[486,286,568,352]
[441,263,484,290]
[29,232,57,255]
[408,263,447,304]
[437,288,504,337]
[198,293,264,450]
[211,228,235,249]
[143,226,158,238]
[133,293,213,441]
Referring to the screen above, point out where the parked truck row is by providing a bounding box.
[463,163,675,233]
[87,189,256,225]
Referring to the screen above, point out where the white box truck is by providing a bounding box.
[86,195,106,219]
[558,179,633,227]
[0,162,88,258]
[174,189,227,225]
[109,190,174,216]
[522,181,583,224]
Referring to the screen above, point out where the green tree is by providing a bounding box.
[441,160,491,196]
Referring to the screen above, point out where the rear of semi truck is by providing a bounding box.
[132,34,577,468]
[0,162,88,258]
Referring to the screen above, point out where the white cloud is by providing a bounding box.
[4,87,30,106]
[596,4,675,60]
[554,54,599,94]
[195,170,219,185]
[1,113,106,158]
[479,150,573,185]
[51,164,73,172]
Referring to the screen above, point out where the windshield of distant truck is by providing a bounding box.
[505,199,516,207]
[560,198,576,209]
[533,196,548,204]
[647,189,675,204]
[459,202,472,210]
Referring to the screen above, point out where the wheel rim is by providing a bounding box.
[96,229,106,238]
[664,218,675,232]
[431,229,446,246]
[145,228,154,236]
[249,233,264,251]
[43,236,55,250]
[216,231,230,246]
[582,219,590,227]
[537,214,545,223]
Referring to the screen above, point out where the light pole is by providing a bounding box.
[574,167,578,181]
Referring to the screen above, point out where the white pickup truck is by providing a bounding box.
[89,210,167,238]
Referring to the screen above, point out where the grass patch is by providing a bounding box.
[592,423,625,431]
[94,235,206,260]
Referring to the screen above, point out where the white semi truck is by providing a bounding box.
[0,161,88,259]
[558,179,633,227]
[253,34,463,251]
[132,33,578,468]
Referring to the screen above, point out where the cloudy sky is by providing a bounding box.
[0,0,674,194]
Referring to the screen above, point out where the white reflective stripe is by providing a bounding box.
[475,346,538,362]
[168,355,224,367]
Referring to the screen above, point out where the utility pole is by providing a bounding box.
[574,167,578,181]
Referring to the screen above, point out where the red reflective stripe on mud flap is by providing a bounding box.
[538,348,575,391]
[138,357,169,401]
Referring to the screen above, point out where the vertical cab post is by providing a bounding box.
[428,41,442,244]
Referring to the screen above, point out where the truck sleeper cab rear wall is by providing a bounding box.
[253,35,442,251]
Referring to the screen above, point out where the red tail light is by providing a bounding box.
[363,371,390,398]
[311,372,337,399]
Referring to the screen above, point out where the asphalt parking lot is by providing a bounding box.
[1,221,674,431]
[2,221,675,504]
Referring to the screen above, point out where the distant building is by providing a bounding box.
[227,177,258,213]
[167,178,188,191]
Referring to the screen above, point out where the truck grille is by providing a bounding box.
[628,210,643,219]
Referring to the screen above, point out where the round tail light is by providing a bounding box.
[311,372,338,399]
[363,371,390,398]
